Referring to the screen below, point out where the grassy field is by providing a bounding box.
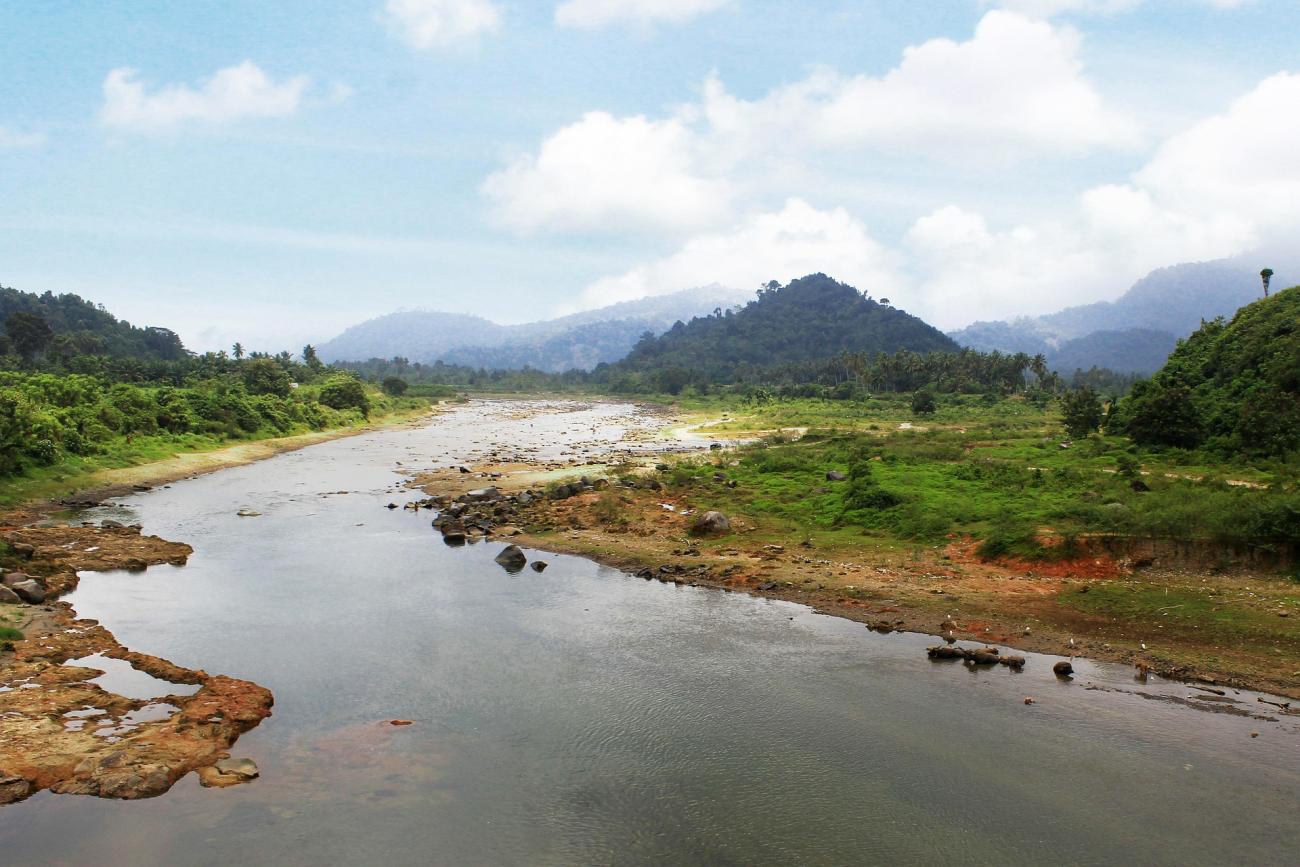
[652,393,1298,551]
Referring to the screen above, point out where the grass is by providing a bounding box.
[647,393,1300,554]
[1062,580,1300,656]
[0,625,22,642]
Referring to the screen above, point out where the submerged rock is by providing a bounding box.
[493,545,527,572]
[530,561,548,573]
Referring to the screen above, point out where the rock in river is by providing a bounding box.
[494,545,527,572]
[1053,660,1074,678]
[530,561,548,573]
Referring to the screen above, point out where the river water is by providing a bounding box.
[2,401,1297,866]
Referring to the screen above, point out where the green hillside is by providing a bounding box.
[607,274,957,389]
[1111,286,1300,457]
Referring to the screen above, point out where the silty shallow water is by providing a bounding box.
[1,400,1296,866]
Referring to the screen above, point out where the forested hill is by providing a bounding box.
[1111,285,1300,457]
[608,274,957,382]
[1,285,186,361]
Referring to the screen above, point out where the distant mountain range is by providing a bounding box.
[317,285,751,372]
[948,258,1283,374]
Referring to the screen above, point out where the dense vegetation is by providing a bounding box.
[1111,286,1300,458]
[603,274,957,388]
[0,286,425,496]
[0,285,187,362]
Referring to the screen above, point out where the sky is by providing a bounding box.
[2,0,1299,353]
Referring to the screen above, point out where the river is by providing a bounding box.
[1,400,1296,865]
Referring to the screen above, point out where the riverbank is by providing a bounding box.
[409,404,1300,701]
[1,404,439,524]
[0,404,439,805]
[0,524,273,804]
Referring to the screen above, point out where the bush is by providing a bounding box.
[318,376,370,415]
[381,376,409,397]
[242,358,292,397]
[911,389,937,416]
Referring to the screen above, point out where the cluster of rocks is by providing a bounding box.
[0,572,46,605]
[926,644,1027,669]
[634,563,711,586]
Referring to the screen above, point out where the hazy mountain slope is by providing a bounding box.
[1046,328,1179,375]
[948,259,1275,373]
[317,284,749,370]
[611,273,957,382]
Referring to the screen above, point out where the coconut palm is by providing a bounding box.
[1261,268,1274,298]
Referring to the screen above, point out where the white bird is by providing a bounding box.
[1069,638,1075,647]
[1141,642,1148,650]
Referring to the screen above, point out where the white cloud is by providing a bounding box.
[555,0,729,29]
[903,73,1299,327]
[382,0,501,49]
[488,11,1137,235]
[0,127,45,148]
[577,199,902,307]
[100,62,308,132]
[1129,72,1300,248]
[993,0,1250,17]
[699,11,1141,159]
[481,110,732,233]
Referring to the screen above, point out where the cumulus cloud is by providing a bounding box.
[481,111,732,233]
[488,11,1137,235]
[993,0,1250,17]
[0,127,45,148]
[382,0,501,49]
[700,11,1141,158]
[903,72,1299,327]
[577,199,902,307]
[100,62,308,132]
[555,0,729,29]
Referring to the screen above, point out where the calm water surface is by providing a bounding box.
[1,401,1297,866]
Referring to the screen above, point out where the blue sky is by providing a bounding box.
[2,0,1298,352]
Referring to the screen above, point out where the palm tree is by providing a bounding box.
[1260,268,1274,298]
[232,341,244,360]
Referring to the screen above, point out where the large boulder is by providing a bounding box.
[493,545,527,572]
[0,585,22,605]
[8,580,45,604]
[465,487,500,502]
[690,511,731,536]
[2,572,31,587]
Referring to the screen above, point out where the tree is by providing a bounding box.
[242,357,292,397]
[1261,267,1274,298]
[911,389,937,416]
[4,312,54,362]
[381,376,409,396]
[302,344,323,371]
[232,341,245,360]
[1060,387,1103,438]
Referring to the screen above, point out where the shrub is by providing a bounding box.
[318,376,370,415]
